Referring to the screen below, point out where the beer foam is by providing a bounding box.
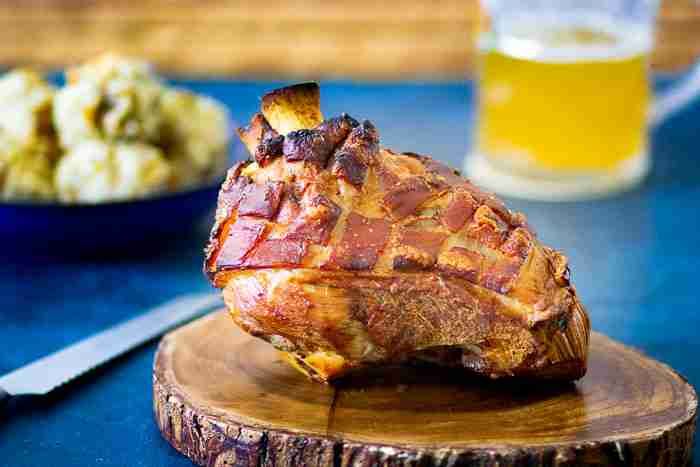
[487,12,652,63]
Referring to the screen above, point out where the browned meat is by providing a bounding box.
[205,83,590,383]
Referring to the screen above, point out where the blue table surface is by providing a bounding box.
[1,77,699,466]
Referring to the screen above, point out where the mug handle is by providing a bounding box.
[650,60,700,127]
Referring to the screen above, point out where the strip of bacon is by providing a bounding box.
[399,228,448,258]
[437,245,521,294]
[437,247,483,283]
[383,177,433,219]
[500,227,533,260]
[275,187,302,225]
[217,166,250,217]
[244,238,307,268]
[442,190,478,232]
[286,195,341,245]
[481,259,522,294]
[204,162,252,275]
[326,212,391,270]
[216,218,268,269]
[393,228,448,270]
[238,181,285,219]
[465,205,509,249]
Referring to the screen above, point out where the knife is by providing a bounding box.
[0,292,222,405]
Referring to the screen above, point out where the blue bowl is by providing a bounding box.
[1,183,222,259]
[1,123,247,260]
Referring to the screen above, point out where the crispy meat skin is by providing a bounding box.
[205,83,590,383]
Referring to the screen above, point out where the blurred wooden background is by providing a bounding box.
[0,0,698,78]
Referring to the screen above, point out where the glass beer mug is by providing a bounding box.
[466,0,700,200]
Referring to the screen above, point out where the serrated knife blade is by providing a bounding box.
[0,292,221,402]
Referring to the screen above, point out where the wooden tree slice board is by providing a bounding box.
[153,311,697,466]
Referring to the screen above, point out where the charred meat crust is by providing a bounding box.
[317,113,359,145]
[255,134,284,166]
[283,129,332,166]
[330,120,379,186]
[331,151,367,187]
[237,113,269,154]
[283,114,359,167]
[237,113,281,166]
[238,112,361,170]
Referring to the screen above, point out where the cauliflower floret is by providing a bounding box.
[0,69,55,150]
[53,54,164,148]
[55,139,171,203]
[0,143,55,201]
[0,70,57,201]
[0,69,57,168]
[160,89,230,188]
[52,83,101,149]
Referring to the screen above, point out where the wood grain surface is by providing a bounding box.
[0,0,698,78]
[153,310,697,466]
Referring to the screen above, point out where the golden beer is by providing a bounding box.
[475,21,651,176]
